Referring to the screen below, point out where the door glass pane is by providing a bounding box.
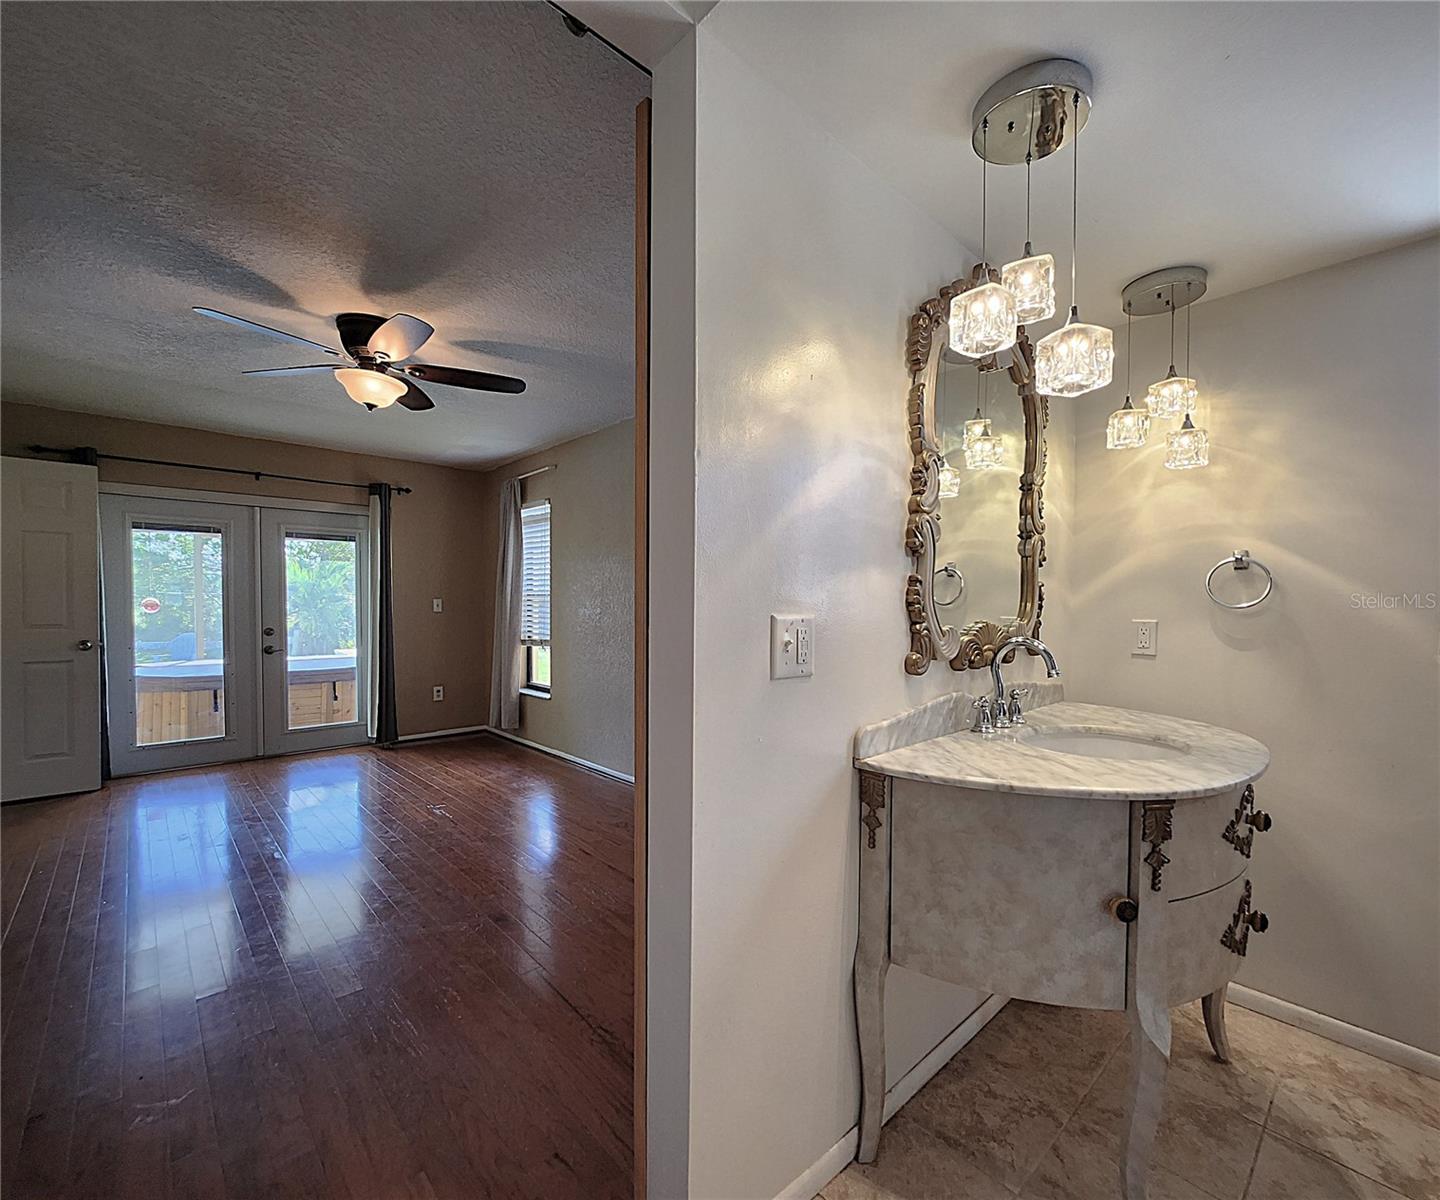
[285,533,358,730]
[130,523,225,746]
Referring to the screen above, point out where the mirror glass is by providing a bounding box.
[932,350,1024,626]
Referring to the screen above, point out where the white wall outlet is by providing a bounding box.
[1132,619,1158,657]
[432,685,445,701]
[432,597,444,613]
[770,614,814,679]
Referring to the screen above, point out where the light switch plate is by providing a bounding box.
[432,597,444,613]
[770,614,814,679]
[1132,619,1158,657]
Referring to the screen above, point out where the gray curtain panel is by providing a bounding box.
[489,477,524,730]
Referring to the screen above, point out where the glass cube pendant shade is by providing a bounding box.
[963,412,990,450]
[949,281,1018,357]
[1147,367,1197,419]
[1106,396,1150,450]
[1035,308,1114,397]
[1001,250,1056,324]
[937,458,962,498]
[963,420,1004,470]
[1164,412,1209,470]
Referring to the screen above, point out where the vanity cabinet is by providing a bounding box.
[853,694,1272,1200]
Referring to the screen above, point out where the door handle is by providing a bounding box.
[263,645,281,655]
[76,639,96,652]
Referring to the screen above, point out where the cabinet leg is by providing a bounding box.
[855,772,892,1163]
[1120,800,1174,1200]
[1202,984,1231,1063]
[1120,1001,1171,1200]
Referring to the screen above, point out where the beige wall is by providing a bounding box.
[476,420,635,777]
[1070,238,1440,1056]
[1,401,491,738]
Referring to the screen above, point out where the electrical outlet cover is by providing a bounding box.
[1132,619,1158,657]
[770,614,815,679]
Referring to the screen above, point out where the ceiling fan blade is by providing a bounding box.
[193,307,342,357]
[395,380,436,411]
[242,365,340,378]
[367,314,434,362]
[402,363,526,394]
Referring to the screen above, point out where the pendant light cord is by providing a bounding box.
[1126,307,1133,396]
[1184,286,1192,379]
[1169,284,1177,371]
[1066,89,1082,320]
[1024,93,1035,253]
[981,117,989,269]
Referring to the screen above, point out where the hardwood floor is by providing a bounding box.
[1,735,634,1200]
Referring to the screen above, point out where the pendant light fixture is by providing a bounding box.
[1107,307,1150,449]
[936,350,961,498]
[1034,88,1113,397]
[1164,412,1210,470]
[1001,97,1056,325]
[950,118,1018,358]
[1145,284,1196,418]
[964,364,1004,470]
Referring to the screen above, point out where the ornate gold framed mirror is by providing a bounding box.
[904,264,1048,675]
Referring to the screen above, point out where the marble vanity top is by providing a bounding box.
[856,696,1270,800]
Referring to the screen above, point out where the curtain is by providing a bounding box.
[489,477,524,731]
[368,483,398,745]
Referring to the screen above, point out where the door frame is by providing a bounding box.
[99,492,260,775]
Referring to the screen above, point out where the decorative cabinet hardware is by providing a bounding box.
[859,772,889,850]
[1220,880,1269,956]
[1142,801,1175,892]
[1106,895,1139,923]
[1222,785,1272,858]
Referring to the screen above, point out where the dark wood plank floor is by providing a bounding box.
[1,735,634,1200]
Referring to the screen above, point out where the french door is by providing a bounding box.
[100,493,370,775]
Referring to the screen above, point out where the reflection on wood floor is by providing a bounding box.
[1,735,634,1200]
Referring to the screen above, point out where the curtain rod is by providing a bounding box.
[26,445,413,494]
[514,464,555,482]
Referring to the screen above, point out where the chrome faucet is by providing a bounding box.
[988,635,1061,728]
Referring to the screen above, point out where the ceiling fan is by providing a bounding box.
[193,307,527,411]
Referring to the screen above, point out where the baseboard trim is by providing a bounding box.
[394,725,488,743]
[774,994,1008,1200]
[481,727,636,785]
[1228,984,1440,1081]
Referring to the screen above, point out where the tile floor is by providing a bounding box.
[822,999,1439,1200]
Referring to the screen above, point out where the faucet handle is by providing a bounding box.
[970,696,995,734]
[1007,687,1031,725]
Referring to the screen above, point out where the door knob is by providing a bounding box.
[263,645,280,655]
[76,639,95,651]
[1106,896,1139,923]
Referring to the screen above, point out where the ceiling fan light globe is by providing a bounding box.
[335,368,406,409]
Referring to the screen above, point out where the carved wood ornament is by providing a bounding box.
[903,264,1048,675]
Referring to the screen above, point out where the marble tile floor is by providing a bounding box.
[822,999,1439,1200]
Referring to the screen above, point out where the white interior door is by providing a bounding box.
[259,508,370,757]
[1,457,102,801]
[100,494,258,775]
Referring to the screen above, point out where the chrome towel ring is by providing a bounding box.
[935,562,964,608]
[1206,550,1274,609]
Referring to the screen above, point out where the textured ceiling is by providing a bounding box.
[1,2,648,468]
[707,1,1440,322]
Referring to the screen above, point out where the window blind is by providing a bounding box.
[519,501,551,645]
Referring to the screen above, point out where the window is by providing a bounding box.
[520,501,551,694]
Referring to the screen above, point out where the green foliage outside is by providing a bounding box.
[131,530,224,662]
[286,537,357,657]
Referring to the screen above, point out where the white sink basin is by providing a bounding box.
[1022,730,1188,762]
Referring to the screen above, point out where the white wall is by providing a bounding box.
[645,12,1077,1197]
[1069,238,1440,1056]
[476,421,636,777]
